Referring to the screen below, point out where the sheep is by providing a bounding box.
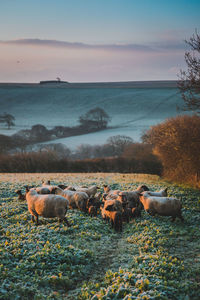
[26,188,70,225]
[51,187,89,213]
[139,191,184,222]
[144,188,168,197]
[15,189,26,201]
[100,199,122,223]
[103,185,121,196]
[103,199,123,213]
[87,193,103,210]
[103,205,123,232]
[103,184,149,208]
[76,185,99,197]
[41,181,60,193]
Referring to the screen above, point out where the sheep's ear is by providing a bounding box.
[103,184,107,188]
[25,186,30,192]
[47,180,50,185]
[138,193,143,197]
[164,187,168,192]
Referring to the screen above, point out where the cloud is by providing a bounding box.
[0,38,185,52]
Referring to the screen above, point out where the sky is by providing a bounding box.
[0,0,200,83]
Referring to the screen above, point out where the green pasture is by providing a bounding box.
[0,173,200,299]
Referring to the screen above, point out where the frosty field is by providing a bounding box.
[0,82,187,148]
[0,173,200,299]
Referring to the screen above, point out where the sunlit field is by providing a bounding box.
[0,173,200,299]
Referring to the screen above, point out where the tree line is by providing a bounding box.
[0,107,111,153]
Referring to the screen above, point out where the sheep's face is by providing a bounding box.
[118,193,127,203]
[58,184,67,190]
[102,193,108,201]
[137,185,149,193]
[138,192,146,204]
[87,198,95,208]
[103,185,110,193]
[15,190,22,195]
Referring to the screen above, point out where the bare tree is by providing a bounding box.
[107,135,134,156]
[178,30,200,113]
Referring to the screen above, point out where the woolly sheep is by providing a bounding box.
[103,207,123,232]
[139,191,183,222]
[52,187,89,212]
[144,188,168,197]
[42,181,60,193]
[76,185,99,197]
[26,188,70,225]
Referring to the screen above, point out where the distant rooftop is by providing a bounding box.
[39,80,69,84]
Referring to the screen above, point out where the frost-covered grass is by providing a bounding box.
[0,173,200,299]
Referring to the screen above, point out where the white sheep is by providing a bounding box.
[103,184,149,208]
[52,187,89,212]
[139,191,183,222]
[42,182,59,193]
[144,188,168,197]
[26,188,70,225]
[76,185,99,197]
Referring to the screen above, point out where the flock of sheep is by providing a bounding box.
[16,180,184,232]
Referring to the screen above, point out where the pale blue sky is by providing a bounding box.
[0,0,200,82]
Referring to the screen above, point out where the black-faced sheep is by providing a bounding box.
[26,188,70,225]
[15,189,26,201]
[103,206,123,232]
[139,191,183,222]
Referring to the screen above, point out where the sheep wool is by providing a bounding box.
[26,188,70,225]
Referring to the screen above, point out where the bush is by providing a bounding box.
[144,114,200,187]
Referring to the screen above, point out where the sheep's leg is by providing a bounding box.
[31,215,35,222]
[35,215,39,225]
[111,219,114,228]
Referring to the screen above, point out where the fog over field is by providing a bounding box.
[0,81,186,149]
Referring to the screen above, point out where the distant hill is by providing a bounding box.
[0,81,187,148]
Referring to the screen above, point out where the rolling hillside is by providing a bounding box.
[0,81,187,148]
